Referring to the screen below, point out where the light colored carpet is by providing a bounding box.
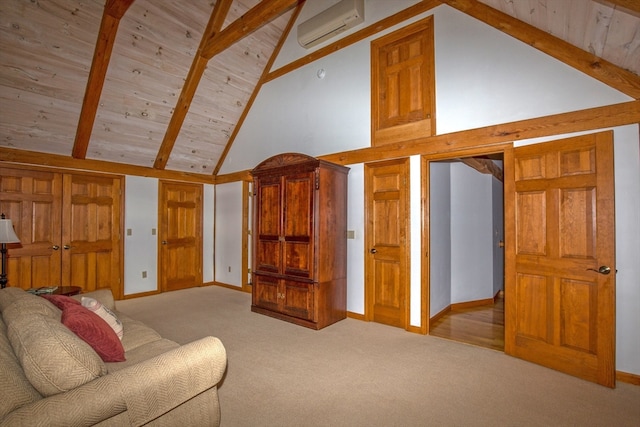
[116,286,640,427]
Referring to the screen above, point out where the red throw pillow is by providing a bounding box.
[61,304,125,362]
[41,294,81,310]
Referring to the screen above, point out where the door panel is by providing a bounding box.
[282,279,314,321]
[283,172,314,278]
[0,168,62,289]
[63,174,122,298]
[365,159,409,329]
[255,176,281,274]
[505,132,615,387]
[159,181,202,292]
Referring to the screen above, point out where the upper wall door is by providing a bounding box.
[159,181,203,292]
[371,16,435,146]
[505,132,615,387]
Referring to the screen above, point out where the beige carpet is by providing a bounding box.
[116,286,640,427]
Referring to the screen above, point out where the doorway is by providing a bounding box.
[424,153,505,351]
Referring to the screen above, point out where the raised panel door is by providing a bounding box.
[0,167,62,289]
[282,172,314,279]
[255,175,282,274]
[505,132,615,387]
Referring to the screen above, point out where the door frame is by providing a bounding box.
[420,144,510,335]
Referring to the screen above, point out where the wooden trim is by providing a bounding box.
[121,289,160,299]
[347,311,366,321]
[72,0,135,159]
[616,370,640,385]
[154,0,233,170]
[214,170,253,184]
[265,0,442,83]
[0,147,215,184]
[319,100,640,165]
[241,180,251,292]
[451,297,494,310]
[420,155,430,335]
[213,2,304,176]
[430,305,451,323]
[211,281,249,292]
[441,0,640,99]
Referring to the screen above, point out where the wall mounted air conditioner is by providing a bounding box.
[297,0,364,49]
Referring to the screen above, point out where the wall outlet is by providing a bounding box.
[142,271,147,279]
[151,228,156,235]
[127,228,132,236]
[347,230,356,239]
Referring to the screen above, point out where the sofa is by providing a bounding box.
[0,287,227,426]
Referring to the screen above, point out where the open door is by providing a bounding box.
[505,131,615,387]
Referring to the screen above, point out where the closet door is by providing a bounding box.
[63,173,123,298]
[0,167,62,289]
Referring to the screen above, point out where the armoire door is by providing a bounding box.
[282,171,314,279]
[158,181,202,292]
[505,131,615,387]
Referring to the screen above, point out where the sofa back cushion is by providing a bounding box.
[0,316,42,419]
[7,312,107,396]
[0,287,37,312]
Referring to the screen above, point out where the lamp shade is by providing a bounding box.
[0,219,20,244]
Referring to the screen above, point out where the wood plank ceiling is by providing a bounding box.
[0,0,638,179]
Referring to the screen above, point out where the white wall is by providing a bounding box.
[124,176,158,295]
[214,181,243,287]
[429,162,451,316]
[216,2,640,374]
[346,164,365,314]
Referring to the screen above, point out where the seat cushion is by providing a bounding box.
[7,312,107,396]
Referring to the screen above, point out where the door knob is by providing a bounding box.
[52,245,60,250]
[63,245,72,250]
[161,241,168,245]
[587,266,611,275]
[370,248,377,254]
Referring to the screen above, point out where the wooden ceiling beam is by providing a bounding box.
[212,1,305,176]
[153,0,233,170]
[606,0,640,16]
[72,0,135,160]
[441,0,640,99]
[201,0,302,60]
[154,0,299,170]
[459,157,503,181]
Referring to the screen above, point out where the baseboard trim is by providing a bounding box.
[616,370,640,385]
[347,311,366,321]
[430,305,451,322]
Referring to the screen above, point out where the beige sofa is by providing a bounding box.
[0,287,227,426]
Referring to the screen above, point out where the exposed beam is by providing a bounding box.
[213,1,305,176]
[319,100,640,165]
[0,148,215,184]
[265,0,442,83]
[153,0,233,170]
[607,0,640,15]
[201,0,302,59]
[72,0,135,159]
[154,0,299,170]
[459,157,503,181]
[441,0,640,99]
[215,100,640,183]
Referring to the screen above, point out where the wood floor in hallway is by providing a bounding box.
[429,295,505,352]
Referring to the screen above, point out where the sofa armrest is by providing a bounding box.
[112,335,227,426]
[1,336,227,427]
[71,288,115,310]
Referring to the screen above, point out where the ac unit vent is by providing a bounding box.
[297,0,364,49]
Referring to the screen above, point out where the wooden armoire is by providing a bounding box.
[251,153,349,330]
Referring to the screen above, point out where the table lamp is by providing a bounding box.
[0,213,20,289]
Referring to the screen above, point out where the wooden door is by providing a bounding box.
[0,167,62,289]
[63,173,123,298]
[365,158,410,328]
[505,132,615,387]
[254,174,282,275]
[159,181,202,292]
[371,16,435,146]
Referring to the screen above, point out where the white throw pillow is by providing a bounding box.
[81,296,124,340]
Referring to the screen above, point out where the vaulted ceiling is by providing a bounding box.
[1,0,639,182]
